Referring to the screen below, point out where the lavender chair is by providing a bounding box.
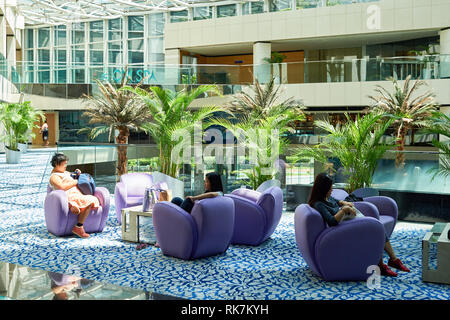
[331,189,398,238]
[44,185,110,237]
[152,196,235,260]
[114,173,153,224]
[294,203,385,281]
[225,186,283,246]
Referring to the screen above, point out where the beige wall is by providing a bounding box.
[165,0,450,51]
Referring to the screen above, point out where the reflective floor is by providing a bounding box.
[0,261,180,300]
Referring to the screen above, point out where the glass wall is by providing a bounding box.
[217,4,237,18]
[243,1,265,15]
[193,6,212,20]
[54,25,67,83]
[89,20,104,82]
[37,28,50,83]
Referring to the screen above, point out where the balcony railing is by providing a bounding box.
[1,55,449,89]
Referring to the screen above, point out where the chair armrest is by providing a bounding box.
[225,194,266,245]
[314,217,385,281]
[363,196,398,222]
[152,202,198,260]
[44,190,70,236]
[94,187,110,209]
[354,201,380,220]
[114,182,127,203]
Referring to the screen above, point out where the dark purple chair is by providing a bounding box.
[152,196,235,260]
[331,189,398,238]
[114,173,153,224]
[294,203,385,281]
[225,186,283,246]
[44,185,110,237]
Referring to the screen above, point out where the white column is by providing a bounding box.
[164,48,180,85]
[253,41,271,83]
[440,28,450,79]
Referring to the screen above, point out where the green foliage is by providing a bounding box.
[213,77,305,187]
[422,112,450,181]
[127,84,231,178]
[369,75,438,168]
[263,52,287,64]
[292,112,393,193]
[0,101,44,151]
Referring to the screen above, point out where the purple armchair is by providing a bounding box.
[152,196,235,260]
[225,186,283,246]
[294,203,385,281]
[44,185,110,237]
[114,173,153,224]
[331,189,398,238]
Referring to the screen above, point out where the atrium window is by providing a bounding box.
[148,13,165,37]
[170,10,188,23]
[243,1,265,15]
[269,0,292,12]
[89,21,104,82]
[38,28,50,83]
[54,25,67,83]
[217,4,237,18]
[25,29,34,82]
[148,13,165,65]
[296,0,320,9]
[193,7,212,20]
[108,18,123,70]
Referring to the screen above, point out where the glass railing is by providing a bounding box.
[2,55,449,90]
[56,142,449,223]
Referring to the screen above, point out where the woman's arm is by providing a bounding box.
[50,175,78,191]
[190,192,220,201]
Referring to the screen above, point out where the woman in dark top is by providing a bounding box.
[171,172,224,214]
[309,173,410,277]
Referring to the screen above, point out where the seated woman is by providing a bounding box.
[309,173,410,277]
[49,153,99,238]
[171,172,224,214]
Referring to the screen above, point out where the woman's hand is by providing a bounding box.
[186,196,195,202]
[340,200,354,207]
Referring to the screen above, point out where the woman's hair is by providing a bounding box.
[51,153,68,168]
[308,173,333,207]
[205,172,224,193]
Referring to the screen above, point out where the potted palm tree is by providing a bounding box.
[80,78,151,179]
[16,101,45,153]
[293,112,393,193]
[264,52,287,84]
[212,77,305,188]
[369,75,438,168]
[127,84,229,179]
[422,112,450,181]
[0,102,26,164]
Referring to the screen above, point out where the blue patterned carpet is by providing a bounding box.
[0,150,449,300]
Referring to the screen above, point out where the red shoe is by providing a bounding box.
[388,258,410,272]
[72,226,89,238]
[379,263,398,277]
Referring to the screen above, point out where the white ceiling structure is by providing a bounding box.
[16,0,256,26]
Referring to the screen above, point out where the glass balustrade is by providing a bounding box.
[1,55,447,92]
[56,142,449,224]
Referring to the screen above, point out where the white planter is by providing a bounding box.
[18,143,28,153]
[6,147,21,164]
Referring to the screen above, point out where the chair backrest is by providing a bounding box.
[256,179,281,193]
[230,188,261,202]
[352,187,379,198]
[120,173,153,197]
[294,204,326,277]
[190,196,235,259]
[256,186,283,238]
[331,188,349,201]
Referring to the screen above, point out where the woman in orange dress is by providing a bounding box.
[49,153,100,238]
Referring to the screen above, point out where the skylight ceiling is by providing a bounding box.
[17,0,255,26]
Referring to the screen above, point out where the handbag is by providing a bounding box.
[76,173,96,195]
[142,187,158,212]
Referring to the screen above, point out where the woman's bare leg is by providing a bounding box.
[77,204,92,225]
[384,241,397,261]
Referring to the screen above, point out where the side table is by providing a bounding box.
[121,205,156,244]
[422,222,450,285]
